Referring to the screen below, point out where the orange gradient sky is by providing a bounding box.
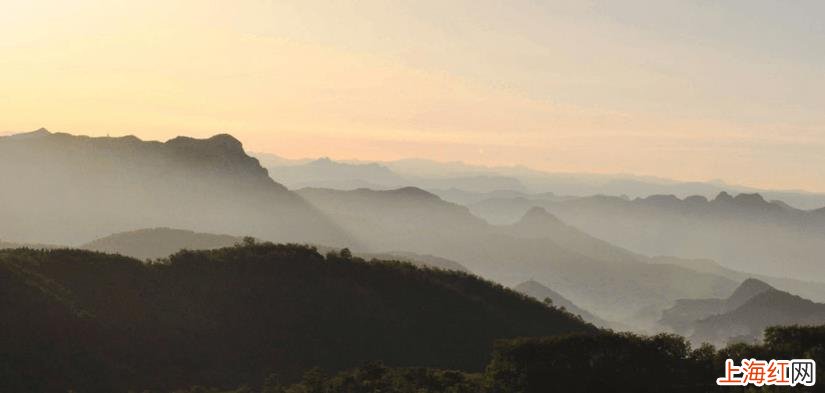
[2,1,824,191]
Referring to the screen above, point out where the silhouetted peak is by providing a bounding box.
[710,192,775,210]
[732,193,767,206]
[389,186,439,199]
[684,195,709,204]
[165,134,250,160]
[736,278,772,292]
[641,194,681,207]
[168,133,240,148]
[713,191,734,202]
[117,135,142,142]
[207,133,244,150]
[523,206,555,218]
[310,157,335,165]
[517,207,564,226]
[6,128,52,140]
[726,278,774,310]
[157,133,280,187]
[644,194,679,202]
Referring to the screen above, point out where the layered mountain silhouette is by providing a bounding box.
[0,130,354,247]
[7,130,822,332]
[262,155,825,209]
[297,187,488,252]
[298,188,739,324]
[0,245,592,391]
[660,278,773,334]
[469,191,825,281]
[504,206,642,265]
[266,157,526,193]
[650,255,825,303]
[267,157,406,190]
[661,278,825,345]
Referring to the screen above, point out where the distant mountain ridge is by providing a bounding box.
[660,278,773,334]
[650,256,825,303]
[267,157,526,193]
[692,289,825,345]
[0,129,354,247]
[469,191,825,281]
[267,157,406,190]
[298,187,742,325]
[258,154,825,210]
[660,278,825,345]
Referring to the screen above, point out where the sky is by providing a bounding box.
[2,0,824,192]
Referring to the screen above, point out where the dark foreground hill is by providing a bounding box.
[0,244,592,392]
[0,129,353,247]
[112,326,825,393]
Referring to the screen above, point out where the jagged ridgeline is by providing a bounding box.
[0,244,593,392]
[0,129,354,247]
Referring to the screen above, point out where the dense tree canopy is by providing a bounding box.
[171,326,825,393]
[0,244,591,392]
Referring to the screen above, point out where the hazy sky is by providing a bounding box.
[2,1,824,191]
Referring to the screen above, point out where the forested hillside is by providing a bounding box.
[156,326,825,393]
[0,244,592,392]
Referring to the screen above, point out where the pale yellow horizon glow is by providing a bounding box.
[2,1,824,192]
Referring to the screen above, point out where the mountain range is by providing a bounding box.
[259,155,825,283]
[266,156,526,193]
[297,188,745,325]
[661,278,825,345]
[0,129,353,247]
[468,192,825,281]
[258,154,825,210]
[6,129,825,334]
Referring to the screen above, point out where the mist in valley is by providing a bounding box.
[3,128,825,391]
[4,1,825,391]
